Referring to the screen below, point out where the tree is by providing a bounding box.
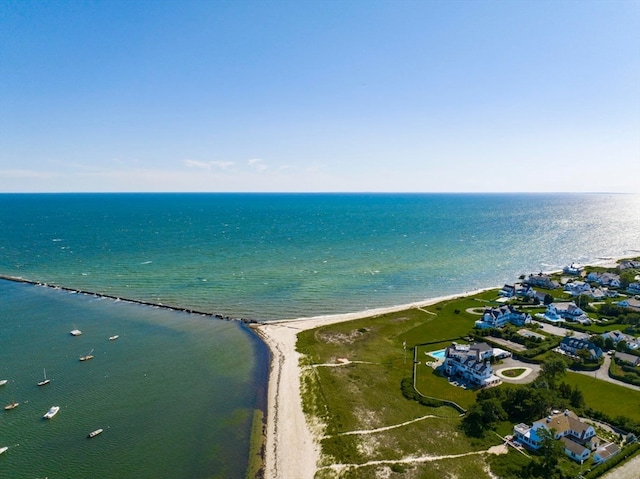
[616,340,628,352]
[540,357,568,388]
[544,294,554,306]
[537,427,565,478]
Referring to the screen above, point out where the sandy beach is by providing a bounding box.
[252,256,635,478]
[252,291,488,479]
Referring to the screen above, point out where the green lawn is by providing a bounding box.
[564,372,640,423]
[295,289,640,478]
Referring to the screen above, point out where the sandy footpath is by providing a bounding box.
[252,291,487,479]
[251,256,632,478]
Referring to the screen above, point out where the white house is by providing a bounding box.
[563,264,584,275]
[586,272,621,288]
[545,302,589,323]
[627,282,640,295]
[442,342,501,388]
[513,410,598,459]
[526,273,558,289]
[593,443,621,464]
[564,281,592,296]
[474,305,532,329]
[499,284,516,298]
[618,297,640,312]
[602,330,639,350]
[561,437,591,463]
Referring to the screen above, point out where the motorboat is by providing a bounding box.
[0,379,7,386]
[70,329,83,336]
[4,401,19,410]
[0,446,7,455]
[37,368,51,386]
[43,406,60,419]
[87,428,104,438]
[109,335,119,341]
[79,349,94,361]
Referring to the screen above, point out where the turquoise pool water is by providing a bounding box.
[428,349,446,359]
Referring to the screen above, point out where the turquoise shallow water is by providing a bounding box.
[0,192,639,478]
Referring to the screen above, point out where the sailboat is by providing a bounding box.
[37,368,50,386]
[79,349,94,361]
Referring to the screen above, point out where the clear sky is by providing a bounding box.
[1,0,638,193]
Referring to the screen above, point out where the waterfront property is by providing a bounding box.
[474,305,532,329]
[513,410,598,462]
[442,342,501,388]
[525,273,559,289]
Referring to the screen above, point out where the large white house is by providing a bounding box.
[586,272,621,288]
[474,305,532,329]
[544,302,590,324]
[442,342,501,388]
[513,410,598,462]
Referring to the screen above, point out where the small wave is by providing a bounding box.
[52,238,62,242]
[140,261,152,265]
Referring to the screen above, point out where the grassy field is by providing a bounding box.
[297,292,505,478]
[565,372,640,423]
[296,289,640,478]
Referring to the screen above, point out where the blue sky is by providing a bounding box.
[1,0,638,193]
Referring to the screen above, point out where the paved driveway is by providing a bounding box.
[571,354,640,391]
[494,357,541,384]
[531,320,590,339]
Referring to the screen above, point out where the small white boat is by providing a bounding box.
[87,428,104,438]
[37,368,51,386]
[0,379,7,386]
[109,335,119,341]
[79,349,94,361]
[0,446,7,455]
[43,406,60,419]
[4,401,19,410]
[70,329,83,336]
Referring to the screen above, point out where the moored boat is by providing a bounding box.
[88,428,104,438]
[0,379,7,386]
[37,368,50,386]
[0,446,7,455]
[79,349,94,361]
[109,335,119,341]
[43,406,60,419]
[4,401,19,410]
[70,329,82,336]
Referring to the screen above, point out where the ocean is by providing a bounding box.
[0,193,638,478]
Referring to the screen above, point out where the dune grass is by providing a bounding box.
[296,289,640,477]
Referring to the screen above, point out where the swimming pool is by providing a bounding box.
[427,349,446,360]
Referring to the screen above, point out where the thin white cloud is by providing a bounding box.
[211,161,235,170]
[248,158,267,171]
[184,159,212,170]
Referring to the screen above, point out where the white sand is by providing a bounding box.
[251,256,632,478]
[253,290,491,479]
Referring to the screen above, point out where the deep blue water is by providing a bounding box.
[0,192,638,478]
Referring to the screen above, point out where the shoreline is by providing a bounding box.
[251,288,497,479]
[250,255,631,479]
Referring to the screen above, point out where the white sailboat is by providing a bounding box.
[79,349,94,361]
[37,368,50,386]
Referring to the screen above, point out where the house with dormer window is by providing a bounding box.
[513,410,598,462]
[474,305,532,329]
[442,342,501,388]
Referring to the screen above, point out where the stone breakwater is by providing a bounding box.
[0,274,260,324]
